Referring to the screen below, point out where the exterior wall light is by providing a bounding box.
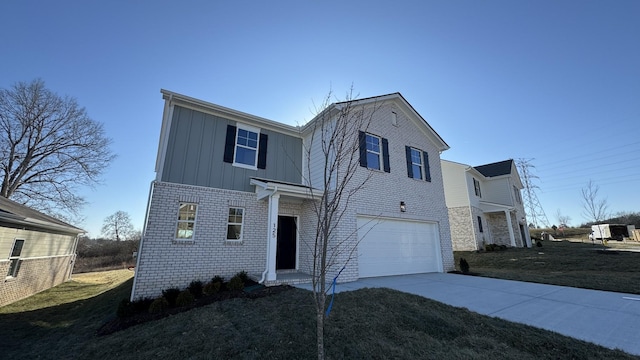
[400,201,406,212]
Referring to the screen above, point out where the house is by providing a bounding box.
[131,90,455,300]
[441,159,531,251]
[0,196,83,306]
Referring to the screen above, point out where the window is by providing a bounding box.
[513,186,522,204]
[358,131,390,172]
[366,134,381,170]
[477,216,484,233]
[223,124,268,169]
[474,178,482,197]
[405,146,431,182]
[7,239,24,278]
[409,148,423,180]
[176,203,197,240]
[226,207,244,241]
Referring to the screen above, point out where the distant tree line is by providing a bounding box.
[74,236,140,273]
[580,211,640,229]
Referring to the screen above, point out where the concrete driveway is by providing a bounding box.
[295,273,640,356]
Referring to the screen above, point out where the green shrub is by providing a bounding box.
[149,297,169,313]
[227,275,244,291]
[162,288,181,307]
[536,240,543,247]
[203,281,221,295]
[117,297,154,318]
[188,280,204,298]
[117,299,134,318]
[211,275,224,284]
[176,290,195,306]
[235,270,249,283]
[459,258,470,274]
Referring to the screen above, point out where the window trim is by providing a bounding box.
[233,123,261,170]
[513,186,522,204]
[226,207,245,242]
[175,203,198,240]
[409,147,424,180]
[6,239,25,278]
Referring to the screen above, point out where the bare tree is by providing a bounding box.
[101,211,135,241]
[555,209,571,237]
[0,79,115,221]
[581,180,609,242]
[302,88,379,359]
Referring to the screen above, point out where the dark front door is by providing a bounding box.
[276,216,297,270]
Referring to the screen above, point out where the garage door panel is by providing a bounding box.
[357,217,440,278]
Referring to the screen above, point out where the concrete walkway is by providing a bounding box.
[295,273,640,356]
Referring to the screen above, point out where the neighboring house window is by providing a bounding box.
[358,131,390,172]
[513,186,522,204]
[474,178,482,197]
[405,146,431,182]
[226,207,244,241]
[7,239,25,278]
[223,124,268,169]
[477,216,484,233]
[176,203,197,240]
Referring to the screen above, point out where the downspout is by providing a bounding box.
[130,181,156,301]
[259,186,278,284]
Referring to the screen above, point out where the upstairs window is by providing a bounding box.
[223,124,268,170]
[513,186,522,204]
[226,207,244,241]
[405,146,431,182]
[7,239,24,278]
[176,203,198,240]
[358,131,390,172]
[474,178,482,197]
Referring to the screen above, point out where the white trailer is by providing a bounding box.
[590,224,635,241]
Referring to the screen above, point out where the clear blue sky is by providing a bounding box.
[1,0,638,236]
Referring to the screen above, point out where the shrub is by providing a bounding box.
[211,275,224,284]
[459,258,470,274]
[117,297,154,318]
[117,299,134,318]
[176,290,195,306]
[188,280,204,298]
[162,288,182,307]
[536,240,543,247]
[235,270,249,283]
[227,275,244,291]
[203,281,221,295]
[149,297,169,313]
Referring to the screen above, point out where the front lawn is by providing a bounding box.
[454,240,640,295]
[0,269,635,359]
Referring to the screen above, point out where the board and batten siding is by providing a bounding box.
[161,105,303,192]
[0,226,76,259]
[482,178,513,206]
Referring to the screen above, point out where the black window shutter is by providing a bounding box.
[422,150,431,182]
[405,146,413,178]
[381,138,390,173]
[358,131,367,167]
[257,133,268,169]
[223,125,236,163]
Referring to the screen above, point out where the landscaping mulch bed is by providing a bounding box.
[97,284,293,336]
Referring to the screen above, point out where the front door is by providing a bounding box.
[276,216,297,270]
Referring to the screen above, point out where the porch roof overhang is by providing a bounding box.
[479,201,515,213]
[250,178,321,201]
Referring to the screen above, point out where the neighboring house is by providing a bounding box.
[441,159,531,251]
[0,197,83,307]
[131,90,455,300]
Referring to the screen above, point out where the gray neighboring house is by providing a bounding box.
[441,159,531,251]
[131,90,455,300]
[0,196,83,307]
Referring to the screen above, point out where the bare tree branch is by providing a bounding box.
[101,211,135,241]
[0,79,115,221]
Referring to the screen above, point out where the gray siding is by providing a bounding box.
[162,106,303,191]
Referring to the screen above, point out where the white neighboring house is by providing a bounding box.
[441,159,531,251]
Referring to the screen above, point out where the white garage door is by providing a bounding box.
[357,216,442,278]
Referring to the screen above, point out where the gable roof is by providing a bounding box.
[306,92,449,152]
[474,159,514,178]
[0,196,84,234]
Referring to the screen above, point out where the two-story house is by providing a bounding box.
[441,159,531,251]
[130,90,455,300]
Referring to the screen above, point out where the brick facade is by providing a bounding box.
[0,255,75,307]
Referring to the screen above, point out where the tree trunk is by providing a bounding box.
[316,306,325,360]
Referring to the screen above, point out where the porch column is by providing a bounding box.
[505,210,516,247]
[267,193,280,281]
